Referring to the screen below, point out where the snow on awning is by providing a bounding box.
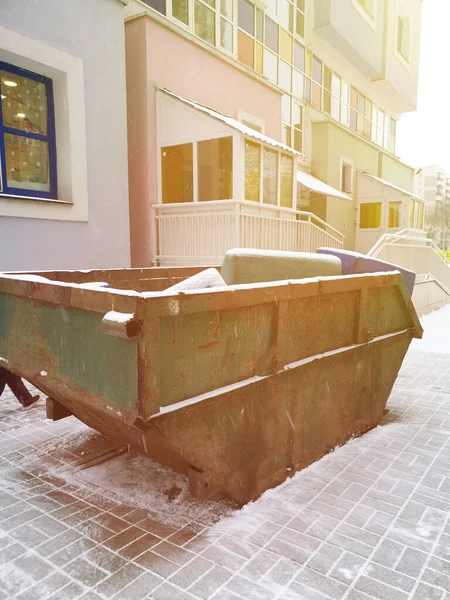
[159,87,306,159]
[296,170,351,201]
[360,172,425,203]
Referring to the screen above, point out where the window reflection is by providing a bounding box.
[263,148,278,205]
[198,137,233,201]
[161,143,193,203]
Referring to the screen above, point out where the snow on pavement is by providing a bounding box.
[411,304,450,353]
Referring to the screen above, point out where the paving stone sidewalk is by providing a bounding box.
[1,312,450,599]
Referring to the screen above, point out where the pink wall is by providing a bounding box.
[126,18,153,267]
[125,16,282,266]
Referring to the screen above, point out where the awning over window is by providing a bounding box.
[360,172,424,203]
[159,87,306,159]
[296,170,351,201]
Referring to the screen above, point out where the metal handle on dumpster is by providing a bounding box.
[100,311,142,339]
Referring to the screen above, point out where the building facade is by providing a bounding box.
[0,0,130,271]
[415,165,450,206]
[415,165,450,249]
[124,0,424,265]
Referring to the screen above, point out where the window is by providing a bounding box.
[141,0,166,14]
[162,137,233,204]
[349,87,358,132]
[293,41,305,71]
[304,78,311,103]
[292,101,302,152]
[236,0,265,69]
[245,140,261,202]
[256,9,264,41]
[238,31,254,68]
[220,0,234,52]
[280,154,293,208]
[238,111,265,133]
[323,66,331,114]
[255,43,264,74]
[281,95,303,152]
[221,19,234,52]
[244,140,295,206]
[265,16,279,53]
[263,147,278,205]
[330,73,340,121]
[371,105,385,146]
[364,98,372,139]
[195,0,215,45]
[312,56,322,84]
[279,0,293,33]
[408,199,424,229]
[418,202,424,230]
[340,159,353,194]
[279,29,293,63]
[281,94,291,146]
[409,199,415,228]
[197,137,233,201]
[0,62,57,199]
[388,202,402,228]
[161,143,193,203]
[354,0,375,19]
[264,49,278,84]
[173,0,189,25]
[292,70,304,99]
[221,0,233,20]
[278,60,291,92]
[311,55,322,109]
[242,121,261,132]
[396,16,411,62]
[360,203,382,229]
[295,0,305,38]
[238,0,254,36]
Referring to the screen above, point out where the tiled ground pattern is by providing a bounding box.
[1,347,450,599]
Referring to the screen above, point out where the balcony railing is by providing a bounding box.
[152,200,344,266]
[368,230,450,292]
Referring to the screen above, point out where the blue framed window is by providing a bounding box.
[0,61,57,199]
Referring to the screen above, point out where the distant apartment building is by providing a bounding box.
[0,0,130,271]
[415,165,450,206]
[415,165,450,248]
[124,0,424,265]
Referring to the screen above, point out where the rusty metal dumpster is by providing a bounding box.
[0,264,422,504]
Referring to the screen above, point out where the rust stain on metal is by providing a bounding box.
[198,340,220,350]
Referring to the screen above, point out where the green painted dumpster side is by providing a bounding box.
[0,294,15,341]
[0,294,138,413]
[148,277,418,411]
[159,303,275,406]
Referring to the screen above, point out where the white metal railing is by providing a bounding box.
[368,231,450,292]
[396,228,428,238]
[152,200,344,266]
